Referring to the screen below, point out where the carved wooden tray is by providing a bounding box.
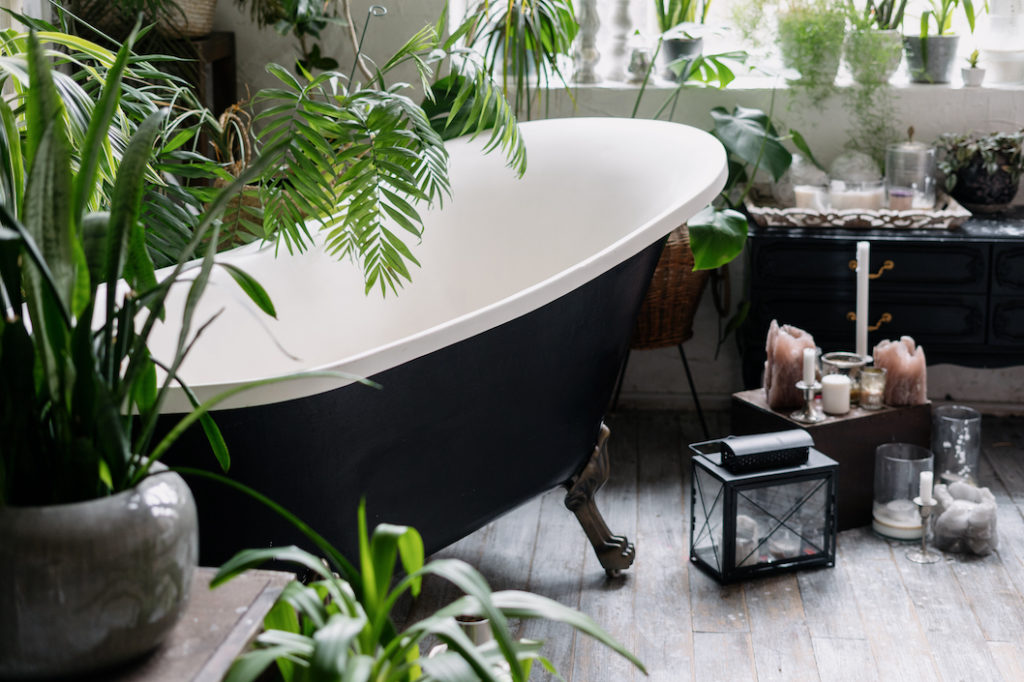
[745,195,972,230]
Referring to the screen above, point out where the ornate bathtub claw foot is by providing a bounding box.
[564,423,636,577]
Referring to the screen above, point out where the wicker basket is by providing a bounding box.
[160,0,218,38]
[630,224,710,350]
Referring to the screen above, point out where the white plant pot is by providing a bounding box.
[0,470,198,678]
[962,67,986,86]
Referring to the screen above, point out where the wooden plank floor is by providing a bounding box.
[397,411,1024,681]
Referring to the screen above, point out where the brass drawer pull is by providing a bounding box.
[848,259,895,280]
[846,311,893,331]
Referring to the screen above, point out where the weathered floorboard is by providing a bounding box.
[390,411,1024,681]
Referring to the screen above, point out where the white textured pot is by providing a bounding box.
[0,470,198,679]
[961,66,986,86]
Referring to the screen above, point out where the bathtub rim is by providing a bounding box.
[159,117,729,412]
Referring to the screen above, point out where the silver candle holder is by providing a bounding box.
[906,496,941,564]
[790,380,824,424]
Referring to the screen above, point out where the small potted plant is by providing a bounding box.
[903,0,978,83]
[936,129,1024,211]
[962,48,986,86]
[776,0,848,102]
[654,0,713,79]
[844,0,907,85]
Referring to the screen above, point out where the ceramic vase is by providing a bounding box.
[0,470,198,678]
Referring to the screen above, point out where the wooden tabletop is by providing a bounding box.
[101,567,293,682]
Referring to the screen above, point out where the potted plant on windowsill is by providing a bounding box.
[962,48,986,85]
[776,0,847,103]
[936,129,1024,211]
[845,0,907,84]
[903,0,978,83]
[0,28,280,678]
[654,0,713,79]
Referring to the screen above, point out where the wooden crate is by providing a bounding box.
[730,389,931,530]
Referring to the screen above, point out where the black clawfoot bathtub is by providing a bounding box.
[156,118,727,570]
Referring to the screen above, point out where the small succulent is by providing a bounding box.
[966,48,981,69]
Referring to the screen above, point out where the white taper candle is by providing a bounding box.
[920,470,933,505]
[856,241,870,358]
[803,347,816,386]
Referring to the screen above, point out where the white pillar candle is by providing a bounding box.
[856,241,870,359]
[802,347,816,386]
[821,374,851,415]
[920,471,934,505]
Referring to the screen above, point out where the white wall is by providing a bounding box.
[213,3,1024,415]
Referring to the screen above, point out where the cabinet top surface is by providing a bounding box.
[749,207,1024,243]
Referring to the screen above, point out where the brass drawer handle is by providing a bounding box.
[846,311,893,331]
[848,259,895,280]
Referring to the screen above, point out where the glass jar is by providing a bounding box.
[872,443,933,540]
[821,351,869,405]
[932,405,982,485]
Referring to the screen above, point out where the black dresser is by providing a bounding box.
[741,210,1024,388]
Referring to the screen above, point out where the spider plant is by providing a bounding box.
[0,25,284,506]
[208,500,646,682]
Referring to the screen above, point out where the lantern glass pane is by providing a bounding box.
[692,465,725,573]
[737,478,830,567]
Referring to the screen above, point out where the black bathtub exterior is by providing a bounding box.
[166,238,666,566]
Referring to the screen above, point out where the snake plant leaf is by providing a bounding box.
[72,19,137,222]
[107,109,164,298]
[710,105,792,182]
[687,206,749,271]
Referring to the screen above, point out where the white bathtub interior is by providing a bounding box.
[149,118,727,410]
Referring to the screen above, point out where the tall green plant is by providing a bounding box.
[210,501,646,682]
[655,0,713,31]
[463,0,578,120]
[0,26,281,506]
[920,0,976,36]
[849,0,907,28]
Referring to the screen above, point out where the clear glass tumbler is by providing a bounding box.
[932,404,982,484]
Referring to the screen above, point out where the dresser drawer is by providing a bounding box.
[751,239,988,293]
[992,244,1024,293]
[749,291,988,348]
[991,298,1024,345]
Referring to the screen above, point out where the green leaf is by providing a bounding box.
[686,207,749,271]
[219,262,277,318]
[788,129,825,171]
[710,106,792,182]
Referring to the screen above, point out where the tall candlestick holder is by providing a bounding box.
[790,380,824,424]
[906,496,941,564]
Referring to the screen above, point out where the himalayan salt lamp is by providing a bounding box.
[763,320,816,410]
[872,336,928,405]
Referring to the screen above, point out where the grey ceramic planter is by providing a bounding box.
[0,470,198,678]
[662,37,703,80]
[904,34,960,83]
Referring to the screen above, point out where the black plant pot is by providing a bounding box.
[951,155,1022,211]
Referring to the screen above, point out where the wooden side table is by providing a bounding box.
[731,389,931,531]
[102,567,291,682]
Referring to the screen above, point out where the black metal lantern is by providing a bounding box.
[689,433,838,584]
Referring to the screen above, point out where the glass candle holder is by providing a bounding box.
[932,404,982,485]
[885,142,936,210]
[872,443,934,540]
[793,184,830,210]
[860,367,887,410]
[821,351,869,405]
[829,179,885,211]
